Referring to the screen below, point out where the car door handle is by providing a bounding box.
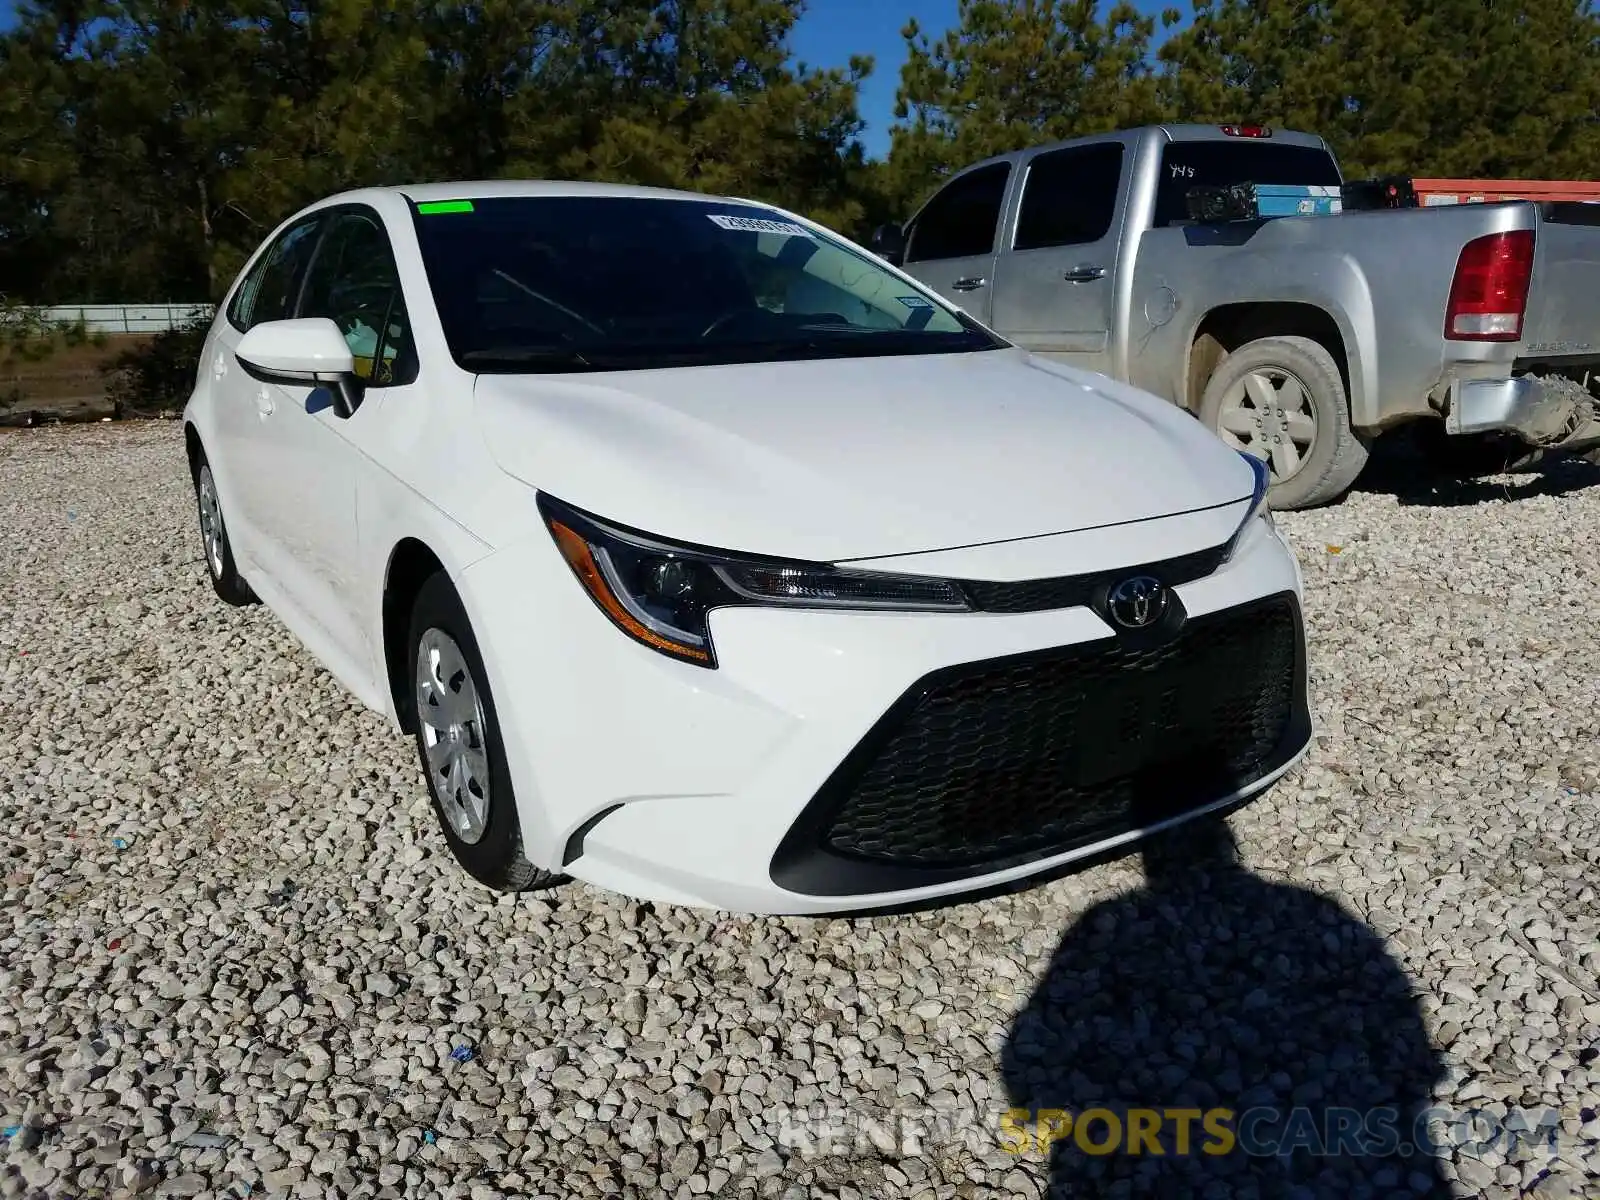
[951,276,987,292]
[1063,265,1107,283]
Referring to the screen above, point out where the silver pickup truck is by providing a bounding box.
[873,124,1600,508]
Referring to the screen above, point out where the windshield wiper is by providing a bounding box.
[458,347,603,372]
[458,329,998,374]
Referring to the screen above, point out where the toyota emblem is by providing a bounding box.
[1107,575,1169,629]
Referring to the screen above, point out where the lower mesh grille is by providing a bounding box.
[781,595,1302,888]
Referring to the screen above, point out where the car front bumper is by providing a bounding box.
[456,512,1310,914]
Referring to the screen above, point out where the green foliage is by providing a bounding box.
[885,0,1179,212]
[101,317,213,416]
[9,0,1600,307]
[881,0,1600,218]
[1159,0,1600,179]
[0,0,884,304]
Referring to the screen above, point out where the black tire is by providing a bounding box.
[190,451,257,606]
[407,572,562,893]
[1199,335,1369,510]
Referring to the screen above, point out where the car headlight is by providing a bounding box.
[1224,451,1274,561]
[538,495,970,667]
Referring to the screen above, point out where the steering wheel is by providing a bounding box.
[326,283,396,320]
[327,287,401,337]
[324,285,405,382]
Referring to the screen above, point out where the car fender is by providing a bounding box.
[180,331,244,541]
[359,476,499,730]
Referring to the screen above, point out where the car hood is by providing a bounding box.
[473,347,1254,563]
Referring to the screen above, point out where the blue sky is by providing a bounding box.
[790,0,959,157]
[793,0,1178,157]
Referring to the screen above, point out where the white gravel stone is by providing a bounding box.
[0,423,1597,1198]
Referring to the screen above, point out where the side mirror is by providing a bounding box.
[236,318,361,417]
[869,223,908,267]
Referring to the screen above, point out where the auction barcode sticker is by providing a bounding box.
[707,214,814,237]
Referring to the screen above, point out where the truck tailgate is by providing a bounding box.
[1521,204,1600,358]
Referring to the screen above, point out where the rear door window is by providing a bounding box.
[1014,144,1125,250]
[228,218,323,330]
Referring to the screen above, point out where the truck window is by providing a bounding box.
[1014,144,1125,250]
[905,163,1012,263]
[1154,142,1343,227]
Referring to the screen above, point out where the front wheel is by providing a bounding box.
[192,456,257,606]
[407,572,561,893]
[1200,335,1369,510]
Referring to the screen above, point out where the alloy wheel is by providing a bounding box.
[1216,368,1318,481]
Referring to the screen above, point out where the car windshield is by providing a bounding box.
[410,195,1002,372]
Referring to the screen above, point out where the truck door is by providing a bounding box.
[988,142,1126,375]
[899,161,1011,323]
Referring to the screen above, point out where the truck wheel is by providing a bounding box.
[1200,335,1368,510]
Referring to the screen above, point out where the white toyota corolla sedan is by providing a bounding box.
[182,181,1311,914]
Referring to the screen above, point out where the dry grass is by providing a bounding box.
[1,335,154,419]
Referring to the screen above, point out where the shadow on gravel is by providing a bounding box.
[1357,427,1600,508]
[1001,817,1452,1199]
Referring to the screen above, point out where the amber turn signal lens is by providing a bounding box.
[549,520,713,664]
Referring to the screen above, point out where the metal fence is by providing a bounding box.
[40,303,216,335]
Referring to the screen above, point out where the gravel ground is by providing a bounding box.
[1,422,1598,1200]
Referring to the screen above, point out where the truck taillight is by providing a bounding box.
[1444,230,1534,341]
[1220,124,1272,138]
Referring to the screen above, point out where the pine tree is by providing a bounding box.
[0,0,879,301]
[885,0,1179,210]
[1161,0,1600,179]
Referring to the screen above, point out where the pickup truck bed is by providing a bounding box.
[1344,175,1600,208]
[882,125,1600,508]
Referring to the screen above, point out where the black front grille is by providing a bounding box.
[959,543,1230,614]
[772,594,1306,896]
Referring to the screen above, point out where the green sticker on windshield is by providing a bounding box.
[417,200,475,215]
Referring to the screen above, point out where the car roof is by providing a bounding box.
[953,123,1330,176]
[315,180,753,208]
